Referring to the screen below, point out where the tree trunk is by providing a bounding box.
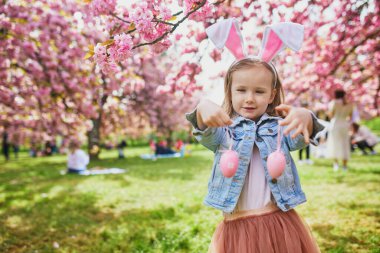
[87,75,108,160]
[375,75,380,116]
[166,129,173,148]
[87,117,101,160]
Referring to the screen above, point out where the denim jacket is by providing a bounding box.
[185,109,325,213]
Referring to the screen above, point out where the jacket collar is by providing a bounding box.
[230,113,282,128]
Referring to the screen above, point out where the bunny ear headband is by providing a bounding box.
[206,18,304,88]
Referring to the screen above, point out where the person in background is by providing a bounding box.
[149,139,156,154]
[298,100,313,165]
[10,131,21,159]
[44,141,53,156]
[12,143,19,160]
[51,139,58,154]
[67,141,89,174]
[351,122,378,155]
[2,125,10,161]
[327,89,353,171]
[311,110,329,158]
[117,139,127,159]
[155,140,175,155]
[174,139,184,152]
[29,141,37,157]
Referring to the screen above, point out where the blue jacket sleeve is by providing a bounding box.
[185,109,226,153]
[284,111,326,151]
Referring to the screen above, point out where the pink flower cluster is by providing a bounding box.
[130,2,153,32]
[90,0,117,16]
[94,43,117,74]
[151,39,172,54]
[183,0,200,15]
[189,2,213,22]
[109,33,133,62]
[209,49,221,62]
[156,5,172,20]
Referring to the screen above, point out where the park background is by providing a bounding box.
[1,0,379,252]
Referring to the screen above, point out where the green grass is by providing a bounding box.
[0,145,379,253]
[363,117,380,136]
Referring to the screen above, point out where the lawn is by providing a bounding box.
[0,145,379,253]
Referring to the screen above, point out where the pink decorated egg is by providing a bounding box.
[220,150,239,178]
[267,150,286,179]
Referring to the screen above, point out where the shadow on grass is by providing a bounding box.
[336,201,380,221]
[0,187,202,253]
[312,223,354,253]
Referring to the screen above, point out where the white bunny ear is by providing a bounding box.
[206,18,246,59]
[259,22,304,62]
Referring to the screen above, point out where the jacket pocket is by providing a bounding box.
[277,170,296,200]
[232,129,244,140]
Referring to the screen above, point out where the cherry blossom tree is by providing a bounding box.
[0,1,144,158]
[0,0,200,159]
[133,57,197,140]
[1,0,379,161]
[1,1,97,145]
[88,0,379,117]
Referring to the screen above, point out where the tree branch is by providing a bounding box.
[152,18,175,26]
[110,13,130,24]
[133,0,207,49]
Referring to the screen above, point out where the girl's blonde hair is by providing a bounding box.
[222,58,284,118]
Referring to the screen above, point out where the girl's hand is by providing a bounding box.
[275,104,313,144]
[196,99,233,130]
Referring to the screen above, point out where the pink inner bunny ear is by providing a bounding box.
[225,22,245,60]
[259,22,304,62]
[260,30,283,62]
[206,18,245,59]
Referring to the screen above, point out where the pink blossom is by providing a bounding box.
[94,43,107,63]
[189,2,213,22]
[90,0,117,16]
[195,32,207,42]
[182,46,198,54]
[209,49,221,62]
[156,85,171,95]
[183,0,199,14]
[109,33,133,62]
[98,60,118,74]
[151,39,172,54]
[157,5,172,20]
[174,34,183,41]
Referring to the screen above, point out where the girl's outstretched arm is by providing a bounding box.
[186,99,233,153]
[196,99,233,130]
[276,104,313,144]
[275,104,325,151]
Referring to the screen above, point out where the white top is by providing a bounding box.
[327,99,353,160]
[353,125,378,147]
[235,145,272,211]
[329,99,353,129]
[67,149,89,170]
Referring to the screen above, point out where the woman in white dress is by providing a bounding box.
[327,89,353,171]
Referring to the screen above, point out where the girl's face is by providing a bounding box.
[231,65,276,121]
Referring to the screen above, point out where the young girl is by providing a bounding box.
[186,19,324,253]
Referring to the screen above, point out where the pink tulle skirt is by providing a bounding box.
[208,203,320,253]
